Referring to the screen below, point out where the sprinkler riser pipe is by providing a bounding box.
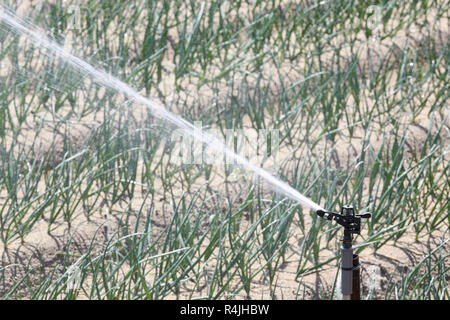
[341,246,353,296]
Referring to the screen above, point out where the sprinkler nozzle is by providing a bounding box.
[316,209,326,217]
[316,209,333,220]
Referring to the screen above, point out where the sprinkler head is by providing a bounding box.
[316,205,371,235]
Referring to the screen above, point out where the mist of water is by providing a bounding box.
[0,5,324,212]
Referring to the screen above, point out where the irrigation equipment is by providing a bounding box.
[316,205,371,300]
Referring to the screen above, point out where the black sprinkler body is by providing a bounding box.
[316,205,371,300]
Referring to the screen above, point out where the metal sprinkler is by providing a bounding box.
[316,205,371,300]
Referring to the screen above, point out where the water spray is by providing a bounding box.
[0,5,323,213]
[316,205,371,300]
